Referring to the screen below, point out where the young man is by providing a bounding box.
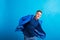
[16,10,46,40]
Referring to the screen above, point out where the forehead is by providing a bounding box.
[36,12,42,15]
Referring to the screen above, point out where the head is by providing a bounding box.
[35,10,42,20]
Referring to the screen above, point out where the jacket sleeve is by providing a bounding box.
[19,15,33,26]
[15,15,33,31]
[35,21,46,39]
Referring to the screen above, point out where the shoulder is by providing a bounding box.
[21,15,34,19]
[19,15,34,25]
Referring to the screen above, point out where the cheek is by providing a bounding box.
[38,16,41,19]
[37,16,39,18]
[36,14,41,18]
[38,15,40,17]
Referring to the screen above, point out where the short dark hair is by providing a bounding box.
[36,10,42,13]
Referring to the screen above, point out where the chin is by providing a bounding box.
[37,18,39,19]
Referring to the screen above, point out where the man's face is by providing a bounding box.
[35,12,42,19]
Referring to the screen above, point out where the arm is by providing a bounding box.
[19,15,33,26]
[35,23,46,39]
[16,15,33,31]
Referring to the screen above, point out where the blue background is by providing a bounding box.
[0,0,60,40]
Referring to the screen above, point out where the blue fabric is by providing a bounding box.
[16,15,46,39]
[16,15,34,31]
[35,22,46,39]
[19,15,34,26]
[23,17,39,37]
